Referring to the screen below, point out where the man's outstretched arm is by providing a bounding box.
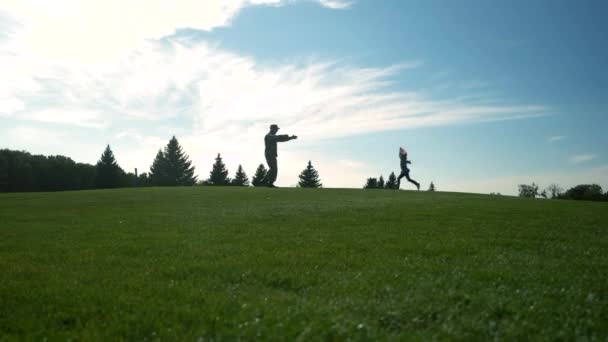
[272,134,298,142]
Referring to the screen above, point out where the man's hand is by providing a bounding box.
[291,135,298,140]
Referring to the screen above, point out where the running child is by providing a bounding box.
[397,147,420,190]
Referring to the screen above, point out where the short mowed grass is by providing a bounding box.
[0,187,606,340]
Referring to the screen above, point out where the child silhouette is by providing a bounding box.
[397,147,420,190]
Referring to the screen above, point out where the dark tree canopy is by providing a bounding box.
[231,164,249,187]
[137,172,153,187]
[95,145,125,189]
[518,183,539,198]
[150,136,197,186]
[385,172,398,190]
[207,153,230,186]
[560,184,604,201]
[364,177,378,189]
[378,175,385,188]
[0,149,95,192]
[298,161,322,188]
[150,150,170,185]
[252,164,268,187]
[428,182,436,191]
[546,183,563,199]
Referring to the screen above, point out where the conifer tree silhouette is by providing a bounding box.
[207,153,230,186]
[231,164,249,186]
[364,177,378,189]
[385,172,398,190]
[150,150,169,185]
[150,136,197,186]
[298,161,322,188]
[94,145,125,188]
[165,136,197,185]
[252,164,268,187]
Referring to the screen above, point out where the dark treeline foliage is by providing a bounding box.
[364,172,400,190]
[560,184,606,201]
[0,146,142,192]
[518,182,607,202]
[1,138,193,192]
[0,149,96,192]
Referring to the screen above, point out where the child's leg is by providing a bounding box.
[405,174,420,190]
[397,171,406,189]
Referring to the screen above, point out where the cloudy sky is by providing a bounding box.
[1,0,607,194]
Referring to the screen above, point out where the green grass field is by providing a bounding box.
[1,187,606,340]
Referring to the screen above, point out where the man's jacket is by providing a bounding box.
[265,133,292,158]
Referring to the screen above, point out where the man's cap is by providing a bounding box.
[270,124,280,130]
[399,147,407,155]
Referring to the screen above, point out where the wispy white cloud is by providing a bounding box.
[570,154,596,164]
[318,0,353,9]
[7,125,68,144]
[22,109,108,128]
[0,0,351,63]
[1,38,544,135]
[548,135,565,142]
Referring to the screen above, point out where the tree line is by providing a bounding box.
[518,182,608,202]
[0,136,324,192]
[363,172,436,191]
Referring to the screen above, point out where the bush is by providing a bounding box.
[560,184,605,201]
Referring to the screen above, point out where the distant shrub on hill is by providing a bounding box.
[517,182,607,202]
[518,183,540,198]
[559,184,605,202]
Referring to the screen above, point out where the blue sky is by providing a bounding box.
[1,0,606,194]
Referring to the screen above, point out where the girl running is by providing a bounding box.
[398,147,420,190]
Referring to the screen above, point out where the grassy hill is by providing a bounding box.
[1,187,606,340]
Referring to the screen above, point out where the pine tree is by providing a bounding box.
[165,136,197,185]
[364,177,378,189]
[298,161,322,188]
[378,175,385,188]
[149,136,197,186]
[150,149,170,185]
[94,145,125,188]
[428,181,436,191]
[231,164,249,186]
[385,172,398,190]
[252,164,268,187]
[207,153,230,186]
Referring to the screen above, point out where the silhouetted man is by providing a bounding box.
[264,124,297,187]
[397,147,420,190]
